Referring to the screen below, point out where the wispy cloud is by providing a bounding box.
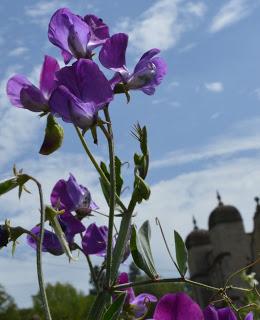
[209,0,257,33]
[116,0,207,52]
[151,117,260,169]
[9,47,28,57]
[205,81,224,92]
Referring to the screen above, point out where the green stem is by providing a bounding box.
[29,177,52,320]
[74,125,127,212]
[102,108,116,288]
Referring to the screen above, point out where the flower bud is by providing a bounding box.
[0,225,9,248]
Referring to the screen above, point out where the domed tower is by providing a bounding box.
[208,193,250,300]
[252,197,260,283]
[185,217,212,307]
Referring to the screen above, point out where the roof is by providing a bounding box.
[185,229,210,249]
[208,204,242,229]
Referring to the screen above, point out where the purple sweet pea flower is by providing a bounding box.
[82,223,108,256]
[48,8,109,64]
[118,272,157,318]
[51,173,98,216]
[99,33,167,95]
[27,212,85,256]
[49,59,113,129]
[204,305,253,320]
[6,55,59,112]
[150,293,253,320]
[0,225,9,248]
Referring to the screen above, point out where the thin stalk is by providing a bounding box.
[29,176,52,320]
[102,107,116,288]
[74,125,127,212]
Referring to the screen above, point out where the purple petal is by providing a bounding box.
[58,212,85,242]
[118,272,135,304]
[20,85,48,112]
[50,85,98,129]
[40,55,60,98]
[6,75,32,107]
[75,59,113,108]
[48,8,90,63]
[99,33,128,72]
[134,48,161,74]
[51,178,74,211]
[245,312,254,320]
[84,15,109,48]
[217,308,237,320]
[66,174,85,208]
[131,293,157,318]
[82,224,108,256]
[204,305,218,320]
[27,226,63,256]
[153,293,203,320]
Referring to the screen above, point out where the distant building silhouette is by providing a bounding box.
[185,193,260,307]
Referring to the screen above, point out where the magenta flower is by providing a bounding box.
[27,212,85,256]
[51,173,98,215]
[6,55,59,112]
[151,293,253,320]
[49,59,113,129]
[118,272,157,318]
[48,8,109,64]
[82,223,108,256]
[99,33,167,95]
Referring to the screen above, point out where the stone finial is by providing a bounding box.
[216,190,223,206]
[192,216,198,230]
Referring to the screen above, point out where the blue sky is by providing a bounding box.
[1,0,260,307]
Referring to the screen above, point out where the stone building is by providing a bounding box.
[185,193,260,307]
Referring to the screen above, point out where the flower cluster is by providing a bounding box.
[6,8,167,130]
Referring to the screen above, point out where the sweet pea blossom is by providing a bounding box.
[82,223,108,256]
[48,8,109,64]
[49,59,113,129]
[118,272,157,318]
[99,33,167,95]
[50,173,98,216]
[0,225,9,248]
[150,293,253,320]
[6,55,59,112]
[27,212,85,256]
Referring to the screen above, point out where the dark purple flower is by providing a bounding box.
[6,55,59,112]
[151,294,253,320]
[27,212,85,256]
[51,173,98,215]
[118,272,157,318]
[49,59,113,129]
[99,33,167,95]
[48,8,109,64]
[0,225,9,248]
[82,223,108,256]
[204,305,253,320]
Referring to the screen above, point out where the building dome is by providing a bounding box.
[185,229,210,249]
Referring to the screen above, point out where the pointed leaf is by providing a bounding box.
[0,175,30,196]
[174,230,188,276]
[139,221,156,272]
[102,293,126,320]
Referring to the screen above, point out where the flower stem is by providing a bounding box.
[29,176,52,320]
[102,107,116,288]
[74,125,127,212]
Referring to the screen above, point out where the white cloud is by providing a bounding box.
[116,0,207,52]
[205,81,224,92]
[209,0,255,33]
[9,47,28,57]
[151,117,260,169]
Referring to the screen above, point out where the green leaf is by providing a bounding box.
[0,175,30,197]
[39,114,64,155]
[133,174,151,204]
[130,221,158,279]
[174,230,188,276]
[102,293,126,320]
[87,292,108,320]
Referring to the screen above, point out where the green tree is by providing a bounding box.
[0,284,20,320]
[32,282,95,320]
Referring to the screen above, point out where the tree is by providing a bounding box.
[32,282,95,320]
[0,284,20,320]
